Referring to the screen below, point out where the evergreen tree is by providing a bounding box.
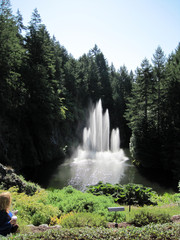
[88,45,113,110]
[125,59,160,168]
[22,9,61,166]
[77,54,91,106]
[125,59,153,134]
[96,52,112,110]
[0,0,25,166]
[15,9,26,34]
[152,46,166,135]
[0,0,24,112]
[111,65,132,147]
[50,37,68,120]
[164,44,180,182]
[87,46,102,102]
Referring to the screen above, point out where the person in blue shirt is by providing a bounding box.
[0,192,18,236]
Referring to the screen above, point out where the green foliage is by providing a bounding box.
[125,203,180,224]
[151,192,180,206]
[17,175,41,195]
[45,186,124,222]
[129,211,171,227]
[6,223,180,239]
[0,186,179,239]
[87,182,157,206]
[49,212,74,225]
[60,212,106,228]
[125,45,180,184]
[110,65,132,147]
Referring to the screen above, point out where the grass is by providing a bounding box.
[124,203,180,222]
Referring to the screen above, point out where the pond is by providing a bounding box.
[45,149,173,194]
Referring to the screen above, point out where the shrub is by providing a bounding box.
[50,212,74,225]
[129,211,171,227]
[87,182,157,206]
[18,175,41,195]
[5,223,180,239]
[151,191,180,206]
[60,212,107,228]
[29,203,59,226]
[46,186,125,222]
[0,164,41,196]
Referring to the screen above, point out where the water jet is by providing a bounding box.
[68,99,129,190]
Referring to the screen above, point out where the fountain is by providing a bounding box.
[82,99,120,152]
[68,99,129,190]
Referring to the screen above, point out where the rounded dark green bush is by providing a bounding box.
[130,211,171,227]
[87,182,157,206]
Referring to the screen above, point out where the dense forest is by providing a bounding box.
[0,1,179,188]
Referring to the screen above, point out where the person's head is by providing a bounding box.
[0,192,12,211]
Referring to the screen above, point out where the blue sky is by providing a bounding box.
[11,0,180,71]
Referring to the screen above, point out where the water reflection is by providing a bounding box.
[69,149,128,190]
[48,149,129,191]
[48,150,174,194]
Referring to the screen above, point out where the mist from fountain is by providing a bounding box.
[68,99,129,190]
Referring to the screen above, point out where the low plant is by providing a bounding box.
[151,191,180,206]
[59,212,107,228]
[46,186,125,222]
[129,210,171,227]
[50,212,74,225]
[5,223,180,239]
[125,203,180,223]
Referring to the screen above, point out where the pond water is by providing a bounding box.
[46,149,173,194]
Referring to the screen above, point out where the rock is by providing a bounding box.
[27,224,61,233]
[7,168,14,174]
[0,164,7,176]
[107,222,131,228]
[0,163,40,195]
[54,225,61,228]
[39,224,49,227]
[171,215,180,222]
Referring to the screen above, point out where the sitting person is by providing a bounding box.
[0,192,18,236]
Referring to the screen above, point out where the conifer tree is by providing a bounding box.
[125,59,160,168]
[152,46,166,135]
[0,0,25,166]
[22,9,60,165]
[110,65,132,147]
[0,0,24,112]
[164,44,180,182]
